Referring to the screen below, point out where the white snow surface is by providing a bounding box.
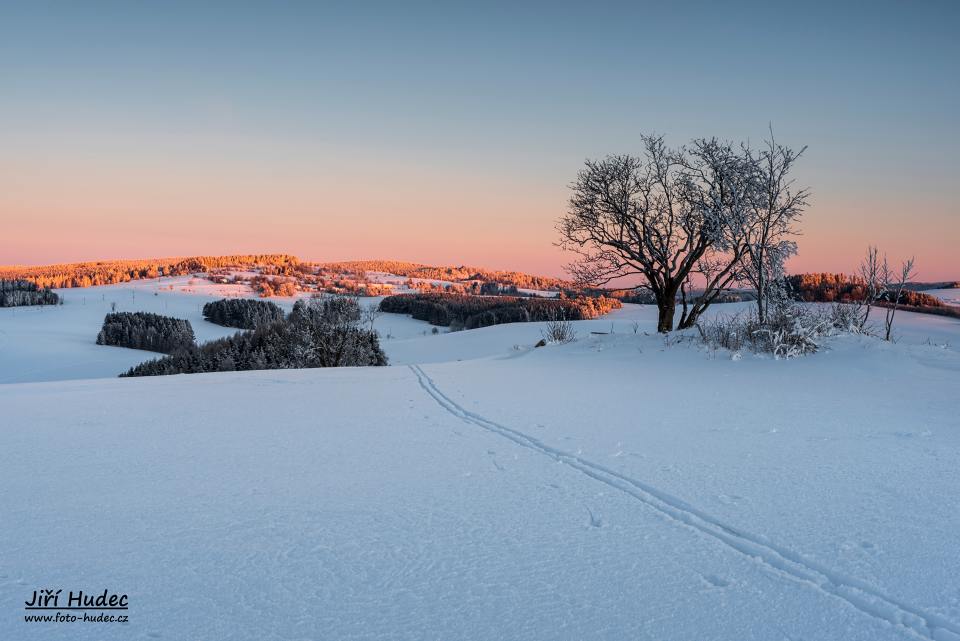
[0,277,431,384]
[926,288,960,307]
[1,279,959,640]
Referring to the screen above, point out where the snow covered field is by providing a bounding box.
[1,279,959,640]
[926,288,960,307]
[0,277,432,384]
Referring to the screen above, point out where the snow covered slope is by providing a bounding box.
[0,278,433,383]
[0,278,239,383]
[2,326,959,640]
[384,301,960,365]
[2,278,957,384]
[2,279,959,639]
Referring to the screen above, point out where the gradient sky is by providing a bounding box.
[2,1,958,279]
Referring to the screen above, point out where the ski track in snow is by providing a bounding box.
[410,364,960,641]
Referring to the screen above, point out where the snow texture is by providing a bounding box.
[1,278,958,640]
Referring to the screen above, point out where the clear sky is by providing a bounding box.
[2,1,958,279]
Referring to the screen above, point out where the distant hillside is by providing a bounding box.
[786,273,948,307]
[0,255,571,295]
[0,255,299,290]
[901,281,960,291]
[315,260,571,291]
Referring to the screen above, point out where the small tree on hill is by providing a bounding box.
[882,256,916,342]
[856,246,885,330]
[741,129,809,323]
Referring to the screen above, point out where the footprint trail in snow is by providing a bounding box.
[410,364,960,641]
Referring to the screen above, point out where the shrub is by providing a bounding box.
[541,312,576,344]
[97,312,195,354]
[696,305,832,359]
[750,306,827,358]
[696,315,749,353]
[827,303,866,334]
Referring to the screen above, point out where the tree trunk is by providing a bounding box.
[677,281,690,329]
[656,297,676,333]
[755,243,767,324]
[676,307,700,330]
[756,280,766,324]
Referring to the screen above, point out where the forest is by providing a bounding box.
[97,312,196,354]
[122,297,386,377]
[203,298,286,329]
[0,279,60,307]
[317,260,570,291]
[787,273,946,307]
[4,254,595,301]
[204,260,570,299]
[0,254,299,289]
[379,293,621,329]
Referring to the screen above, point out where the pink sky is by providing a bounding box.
[3,149,957,281]
[0,130,960,281]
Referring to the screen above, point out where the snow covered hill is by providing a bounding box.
[1,279,959,640]
[0,276,431,383]
[1,276,956,384]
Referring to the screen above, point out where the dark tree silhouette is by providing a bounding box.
[97,312,195,353]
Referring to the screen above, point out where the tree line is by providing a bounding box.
[202,298,286,329]
[0,255,300,289]
[787,273,944,307]
[379,293,621,330]
[97,312,196,353]
[0,279,60,307]
[121,296,386,377]
[318,260,571,291]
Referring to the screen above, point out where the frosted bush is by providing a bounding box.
[697,305,839,359]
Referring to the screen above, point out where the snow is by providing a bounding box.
[517,287,560,297]
[1,280,959,640]
[365,270,456,288]
[0,277,242,383]
[925,288,960,307]
[0,279,434,384]
[385,301,959,366]
[410,334,960,637]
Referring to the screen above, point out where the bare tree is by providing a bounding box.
[361,301,382,333]
[674,138,757,329]
[854,247,915,340]
[558,135,752,332]
[741,129,809,323]
[856,245,885,331]
[882,256,916,341]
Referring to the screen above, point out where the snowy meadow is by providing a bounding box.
[4,1,958,638]
[1,277,959,640]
